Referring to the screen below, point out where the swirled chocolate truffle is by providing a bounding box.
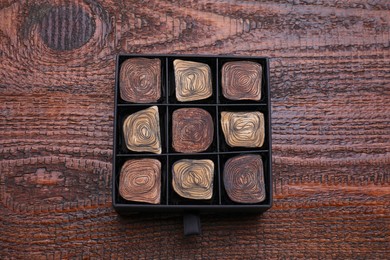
[174,59,212,102]
[119,159,161,204]
[123,106,161,154]
[221,111,264,148]
[120,58,161,103]
[222,61,262,101]
[223,154,265,203]
[172,159,214,200]
[172,108,214,153]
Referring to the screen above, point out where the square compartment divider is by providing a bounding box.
[113,54,272,216]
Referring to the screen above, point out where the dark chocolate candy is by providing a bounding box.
[222,61,262,101]
[119,158,161,204]
[223,154,265,203]
[120,58,161,103]
[172,108,213,153]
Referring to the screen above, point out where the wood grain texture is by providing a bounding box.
[0,0,389,258]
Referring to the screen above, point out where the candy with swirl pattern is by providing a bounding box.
[174,59,212,102]
[172,108,214,153]
[123,106,161,154]
[172,159,214,200]
[119,158,161,204]
[120,58,161,103]
[223,154,265,203]
[222,61,262,101]
[221,111,264,148]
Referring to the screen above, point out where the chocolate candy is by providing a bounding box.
[174,59,212,102]
[120,58,161,103]
[123,106,161,154]
[119,158,161,204]
[172,108,213,153]
[221,111,264,148]
[223,154,265,203]
[222,61,262,101]
[172,159,214,200]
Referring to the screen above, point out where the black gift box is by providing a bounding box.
[113,54,272,234]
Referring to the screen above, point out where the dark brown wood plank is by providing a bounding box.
[0,0,389,258]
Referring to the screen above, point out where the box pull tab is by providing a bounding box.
[183,213,201,236]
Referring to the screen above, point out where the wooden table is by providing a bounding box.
[1,0,389,258]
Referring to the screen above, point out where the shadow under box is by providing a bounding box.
[116,105,167,155]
